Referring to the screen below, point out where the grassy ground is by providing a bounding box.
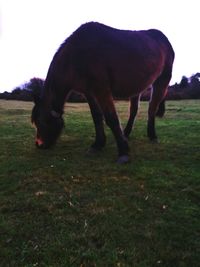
[0,99,199,267]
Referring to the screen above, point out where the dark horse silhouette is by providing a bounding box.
[32,22,174,163]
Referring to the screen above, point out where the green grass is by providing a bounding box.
[0,99,200,267]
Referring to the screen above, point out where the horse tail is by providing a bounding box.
[156,99,166,117]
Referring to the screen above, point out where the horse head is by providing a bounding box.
[31,95,64,149]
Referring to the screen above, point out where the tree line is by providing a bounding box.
[0,73,200,102]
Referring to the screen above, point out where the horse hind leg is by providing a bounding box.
[156,98,165,118]
[124,95,140,138]
[147,70,172,142]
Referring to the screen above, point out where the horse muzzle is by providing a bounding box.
[35,138,48,149]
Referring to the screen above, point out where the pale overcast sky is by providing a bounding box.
[0,0,200,92]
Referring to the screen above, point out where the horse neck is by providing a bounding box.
[42,52,72,115]
[42,82,69,115]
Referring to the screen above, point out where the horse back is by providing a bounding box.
[48,22,175,97]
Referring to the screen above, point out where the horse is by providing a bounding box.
[31,22,175,163]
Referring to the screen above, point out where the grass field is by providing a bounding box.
[0,99,199,267]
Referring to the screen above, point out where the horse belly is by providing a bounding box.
[109,66,157,98]
[107,46,164,97]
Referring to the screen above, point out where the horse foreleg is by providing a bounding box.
[86,94,106,152]
[124,95,140,138]
[95,93,130,163]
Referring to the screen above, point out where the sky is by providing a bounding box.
[0,0,200,92]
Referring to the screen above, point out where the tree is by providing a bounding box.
[23,77,44,96]
[12,87,22,95]
[180,76,189,88]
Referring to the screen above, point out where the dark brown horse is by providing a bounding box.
[32,22,174,163]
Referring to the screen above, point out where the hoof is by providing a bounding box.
[117,155,130,164]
